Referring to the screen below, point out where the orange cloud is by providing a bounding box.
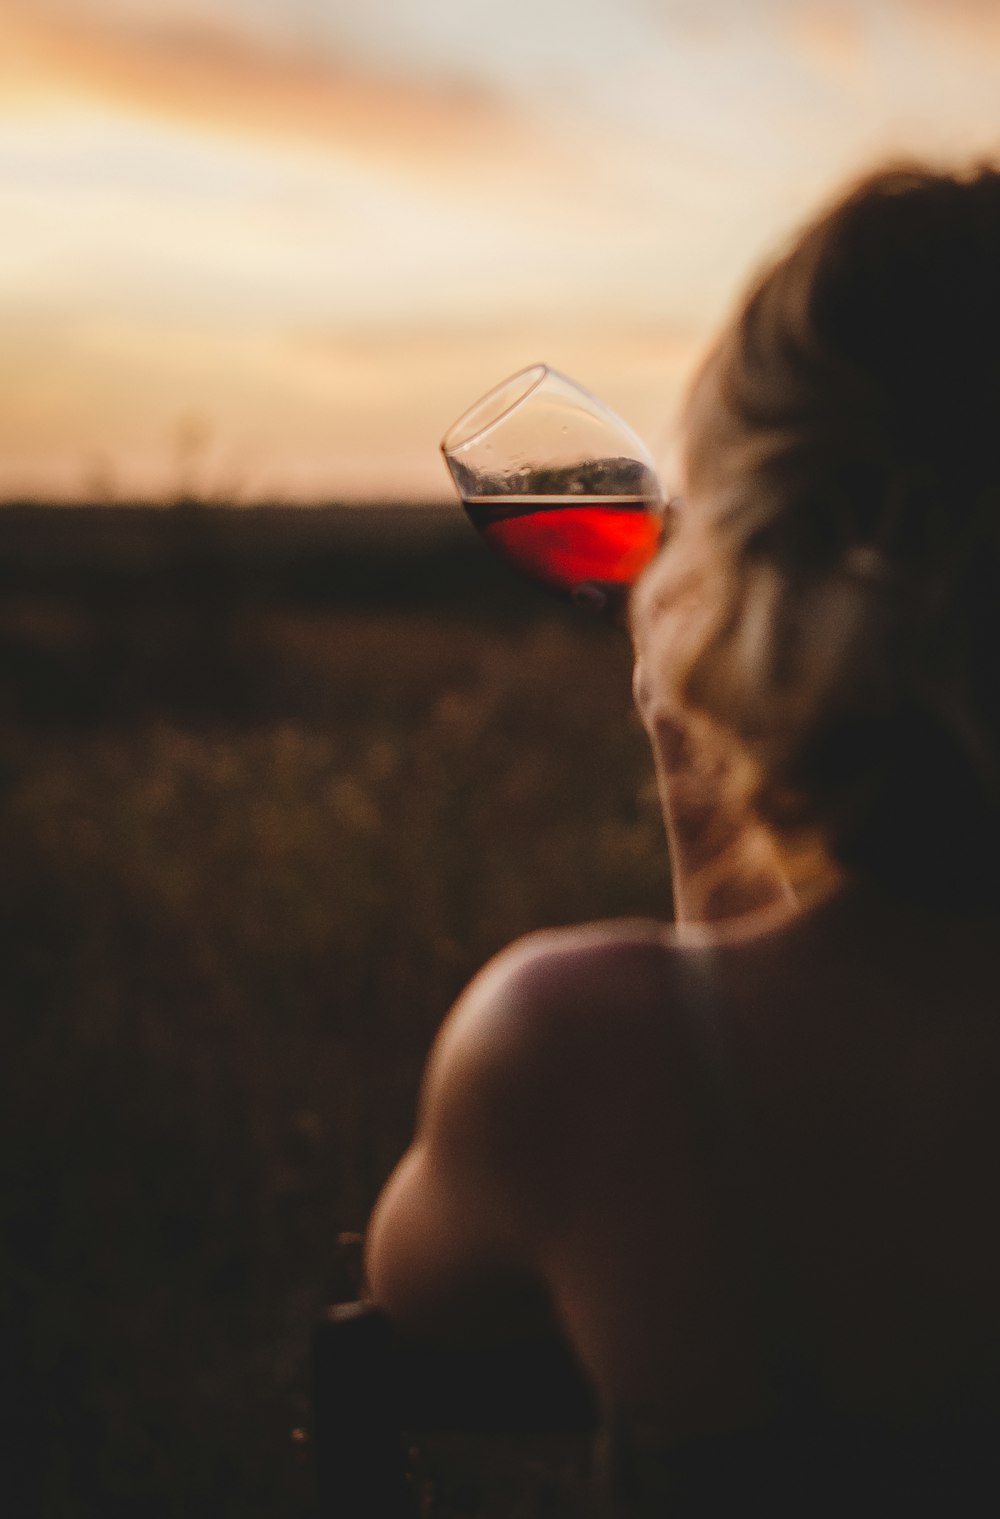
[0,0,536,179]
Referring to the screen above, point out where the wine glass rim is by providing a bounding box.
[440,362,550,455]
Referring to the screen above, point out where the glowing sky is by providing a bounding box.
[2,0,1000,501]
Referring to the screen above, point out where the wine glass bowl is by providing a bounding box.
[441,364,665,595]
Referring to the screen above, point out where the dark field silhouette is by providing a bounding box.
[0,504,671,1517]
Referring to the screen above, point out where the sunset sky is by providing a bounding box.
[3,0,1000,502]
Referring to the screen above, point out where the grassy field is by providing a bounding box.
[0,505,672,1517]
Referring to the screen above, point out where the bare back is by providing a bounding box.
[500,884,1000,1435]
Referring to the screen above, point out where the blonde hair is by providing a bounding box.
[639,161,1000,907]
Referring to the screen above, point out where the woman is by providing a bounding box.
[365,162,1000,1510]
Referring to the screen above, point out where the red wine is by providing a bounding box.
[463,495,662,593]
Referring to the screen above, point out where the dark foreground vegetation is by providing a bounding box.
[0,504,671,1517]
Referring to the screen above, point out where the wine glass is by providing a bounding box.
[440,364,666,596]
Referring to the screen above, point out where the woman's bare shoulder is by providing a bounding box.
[445,919,679,1046]
[422,920,691,1150]
[412,919,721,1273]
